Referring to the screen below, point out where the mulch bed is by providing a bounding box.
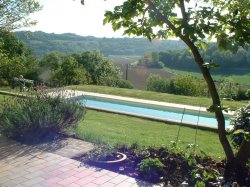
[74,145,250,186]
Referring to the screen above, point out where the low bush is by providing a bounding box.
[229,103,250,148]
[146,74,208,97]
[1,79,9,86]
[146,74,170,93]
[105,78,134,89]
[115,79,134,89]
[137,158,165,182]
[0,90,86,142]
[233,89,249,100]
[246,89,250,99]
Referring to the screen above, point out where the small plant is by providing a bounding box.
[85,144,117,162]
[137,158,165,182]
[190,167,219,187]
[229,103,250,148]
[134,147,151,158]
[0,89,86,143]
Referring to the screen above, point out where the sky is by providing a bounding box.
[24,0,126,37]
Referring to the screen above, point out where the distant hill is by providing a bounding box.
[15,31,187,57]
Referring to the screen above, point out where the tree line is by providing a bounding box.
[137,43,250,72]
[15,31,187,57]
[0,31,133,89]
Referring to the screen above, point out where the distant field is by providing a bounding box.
[163,67,250,86]
[110,55,176,89]
[109,55,140,65]
[111,55,250,90]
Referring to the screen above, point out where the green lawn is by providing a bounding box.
[1,86,242,160]
[163,67,250,85]
[72,109,225,160]
[0,86,20,93]
[66,85,248,110]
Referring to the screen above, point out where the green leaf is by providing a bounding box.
[233,129,248,135]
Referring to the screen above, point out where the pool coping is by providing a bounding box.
[63,90,234,116]
[63,89,234,131]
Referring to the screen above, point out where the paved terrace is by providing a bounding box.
[0,135,157,187]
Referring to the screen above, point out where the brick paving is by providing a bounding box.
[0,135,156,187]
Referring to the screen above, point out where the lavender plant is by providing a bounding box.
[0,89,86,142]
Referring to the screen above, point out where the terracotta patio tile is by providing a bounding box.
[92,175,113,185]
[23,170,45,179]
[67,183,81,187]
[109,175,129,184]
[74,176,96,186]
[100,182,116,187]
[74,169,96,178]
[57,176,80,186]
[82,183,99,187]
[56,170,79,179]
[106,171,119,178]
[116,181,135,187]
[21,176,45,186]
[90,169,110,178]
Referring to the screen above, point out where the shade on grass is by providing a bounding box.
[74,109,225,160]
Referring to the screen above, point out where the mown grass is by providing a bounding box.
[66,85,248,110]
[0,86,20,93]
[0,86,241,160]
[72,109,225,160]
[163,67,250,85]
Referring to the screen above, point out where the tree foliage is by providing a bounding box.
[0,0,41,30]
[87,0,250,167]
[0,30,37,80]
[15,31,187,57]
[72,51,120,85]
[54,56,88,85]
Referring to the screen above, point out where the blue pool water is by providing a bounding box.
[77,97,230,128]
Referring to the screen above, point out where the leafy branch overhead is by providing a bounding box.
[103,0,249,51]
[0,0,42,30]
[83,0,250,167]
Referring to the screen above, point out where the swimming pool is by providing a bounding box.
[76,95,230,129]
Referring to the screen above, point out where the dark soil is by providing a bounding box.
[75,145,250,186]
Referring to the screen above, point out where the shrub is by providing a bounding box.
[246,89,250,99]
[0,90,86,142]
[146,74,170,93]
[233,88,248,100]
[1,79,9,86]
[115,79,134,89]
[137,158,165,182]
[106,78,134,89]
[229,103,250,148]
[172,75,201,96]
[218,78,237,99]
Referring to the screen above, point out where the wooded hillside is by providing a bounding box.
[15,31,186,57]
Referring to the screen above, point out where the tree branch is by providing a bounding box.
[179,0,188,23]
[144,0,234,163]
[144,0,179,34]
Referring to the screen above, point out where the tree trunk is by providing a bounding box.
[235,140,250,167]
[145,0,236,165]
[180,36,235,163]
